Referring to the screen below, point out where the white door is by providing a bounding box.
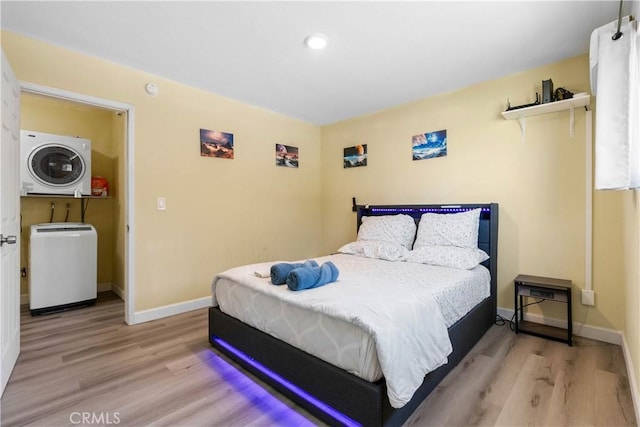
[0,49,21,397]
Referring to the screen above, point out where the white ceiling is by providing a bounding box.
[0,1,627,125]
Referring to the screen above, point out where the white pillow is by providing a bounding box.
[413,209,481,249]
[338,241,409,262]
[357,214,417,249]
[406,246,489,269]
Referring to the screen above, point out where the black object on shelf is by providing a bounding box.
[505,93,541,111]
[505,82,575,113]
[542,79,554,103]
[555,87,574,100]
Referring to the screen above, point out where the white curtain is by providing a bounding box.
[590,16,639,190]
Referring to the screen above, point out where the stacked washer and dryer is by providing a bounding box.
[20,130,97,315]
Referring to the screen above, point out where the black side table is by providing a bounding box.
[514,274,572,346]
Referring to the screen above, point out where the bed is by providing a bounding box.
[208,203,499,426]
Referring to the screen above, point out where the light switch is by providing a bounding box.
[157,197,166,211]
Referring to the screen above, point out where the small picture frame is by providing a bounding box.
[200,129,234,159]
[343,144,367,168]
[275,144,299,168]
[412,129,447,161]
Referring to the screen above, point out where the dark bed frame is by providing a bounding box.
[209,203,499,426]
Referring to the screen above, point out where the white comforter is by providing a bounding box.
[211,254,454,408]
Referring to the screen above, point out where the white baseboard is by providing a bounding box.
[132,296,211,324]
[621,334,640,426]
[110,284,125,300]
[497,306,622,345]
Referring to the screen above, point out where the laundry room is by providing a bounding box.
[19,92,126,310]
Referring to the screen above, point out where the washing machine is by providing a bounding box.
[20,130,92,197]
[29,223,97,315]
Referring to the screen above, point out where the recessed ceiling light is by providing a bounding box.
[304,33,328,50]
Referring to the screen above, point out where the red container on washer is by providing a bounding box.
[91,176,109,197]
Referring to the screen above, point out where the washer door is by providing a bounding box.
[28,144,86,187]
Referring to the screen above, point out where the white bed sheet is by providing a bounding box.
[212,254,490,406]
[215,273,383,380]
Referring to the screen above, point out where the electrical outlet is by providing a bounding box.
[581,289,595,306]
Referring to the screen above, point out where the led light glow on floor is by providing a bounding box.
[212,337,361,427]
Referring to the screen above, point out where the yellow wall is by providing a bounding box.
[321,54,626,332]
[2,31,323,311]
[19,93,117,293]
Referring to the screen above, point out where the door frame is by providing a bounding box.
[20,81,136,325]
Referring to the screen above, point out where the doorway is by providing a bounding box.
[20,82,135,324]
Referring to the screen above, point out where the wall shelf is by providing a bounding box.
[21,194,110,223]
[502,93,591,141]
[502,93,591,120]
[20,194,109,200]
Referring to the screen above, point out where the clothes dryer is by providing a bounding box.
[20,130,92,197]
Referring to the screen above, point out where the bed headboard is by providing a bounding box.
[356,203,499,316]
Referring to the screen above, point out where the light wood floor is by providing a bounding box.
[1,292,636,427]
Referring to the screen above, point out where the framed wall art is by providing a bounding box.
[275,144,299,168]
[200,129,234,159]
[412,129,446,161]
[343,144,367,168]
